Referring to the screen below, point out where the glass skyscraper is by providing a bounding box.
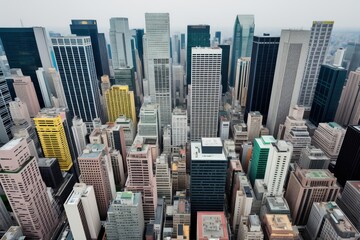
[229,15,255,87]
[186,25,210,84]
[219,44,230,94]
[245,35,280,124]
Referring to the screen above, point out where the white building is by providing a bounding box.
[64,183,101,240]
[333,48,345,67]
[298,21,334,110]
[266,30,310,135]
[109,18,133,69]
[312,122,346,161]
[71,117,88,156]
[137,103,160,140]
[105,192,144,240]
[263,140,292,196]
[247,111,262,142]
[156,154,172,205]
[171,107,187,147]
[234,57,251,107]
[48,68,67,108]
[9,98,31,125]
[36,68,52,107]
[163,125,171,154]
[219,115,230,140]
[190,47,222,141]
[144,13,172,127]
[237,215,264,240]
[285,126,311,161]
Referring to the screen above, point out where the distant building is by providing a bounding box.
[172,107,187,147]
[12,75,40,117]
[171,148,187,191]
[156,154,172,204]
[219,44,230,94]
[247,111,262,141]
[197,212,229,240]
[234,57,250,107]
[0,70,12,143]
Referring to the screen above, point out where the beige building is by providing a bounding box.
[13,75,40,117]
[263,214,299,239]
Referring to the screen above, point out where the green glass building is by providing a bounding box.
[248,135,276,186]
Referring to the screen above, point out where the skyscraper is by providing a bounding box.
[215,31,222,45]
[64,183,101,240]
[247,111,262,142]
[191,138,227,213]
[285,167,340,225]
[70,19,110,78]
[0,70,12,143]
[0,138,57,239]
[0,27,55,107]
[144,13,172,127]
[105,85,137,124]
[78,144,115,220]
[186,25,210,84]
[309,64,346,126]
[52,36,104,127]
[229,15,255,87]
[71,117,88,156]
[105,192,145,240]
[298,21,334,110]
[12,75,40,117]
[335,69,360,126]
[334,125,360,187]
[190,47,222,141]
[245,35,279,124]
[9,97,31,125]
[172,65,185,106]
[248,136,276,186]
[218,44,230,94]
[234,57,250,107]
[267,30,310,135]
[47,68,67,108]
[171,107,187,147]
[155,154,172,204]
[109,18,133,69]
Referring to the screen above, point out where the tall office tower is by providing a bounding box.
[234,57,250,107]
[247,111,262,141]
[229,15,255,87]
[346,43,360,76]
[34,111,74,171]
[64,183,101,240]
[0,197,12,234]
[298,21,334,110]
[109,149,125,188]
[312,122,345,161]
[0,27,55,107]
[238,215,264,240]
[0,70,12,143]
[105,85,137,124]
[126,141,157,222]
[35,68,52,108]
[163,125,171,154]
[52,36,104,127]
[115,115,136,150]
[230,174,254,238]
[180,33,186,67]
[333,48,345,67]
[70,20,110,78]
[71,117,88,156]
[105,192,144,240]
[9,98,30,125]
[191,138,227,214]
[172,65,185,106]
[215,31,222,45]
[144,13,172,127]
[219,115,230,140]
[100,75,110,123]
[335,125,360,187]
[309,65,346,126]
[267,30,310,135]
[284,126,311,162]
[172,194,191,237]
[337,181,360,231]
[197,212,229,240]
[138,103,160,139]
[263,214,299,239]
[248,136,276,186]
[277,105,306,139]
[232,123,249,153]
[113,67,138,98]
[298,145,330,169]
[109,18,133,69]
[186,25,210,84]
[172,148,187,191]
[263,141,292,196]
[335,69,360,126]
[156,154,172,204]
[219,44,230,94]
[172,33,181,65]
[12,75,40,117]
[241,141,253,172]
[47,68,67,108]
[246,38,279,123]
[285,167,340,225]
[306,202,359,240]
[173,103,188,142]
[190,47,222,141]
[78,144,115,220]
[0,138,57,239]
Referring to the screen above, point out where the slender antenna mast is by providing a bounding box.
[20,19,24,27]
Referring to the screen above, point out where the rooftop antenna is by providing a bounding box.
[20,19,24,27]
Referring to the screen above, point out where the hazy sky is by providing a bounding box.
[1,0,360,38]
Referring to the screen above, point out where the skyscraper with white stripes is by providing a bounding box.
[143,13,172,127]
[190,47,222,141]
[51,36,104,128]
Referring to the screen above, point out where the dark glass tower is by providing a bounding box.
[309,64,346,126]
[245,35,280,124]
[215,31,221,44]
[0,27,55,107]
[70,20,110,79]
[334,125,360,187]
[134,29,144,76]
[219,44,230,94]
[186,25,210,84]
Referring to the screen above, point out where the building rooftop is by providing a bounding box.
[65,184,92,205]
[1,226,23,240]
[38,158,56,167]
[265,214,293,231]
[266,197,290,212]
[0,138,22,151]
[197,212,229,239]
[191,141,226,161]
[201,138,223,147]
[303,169,333,179]
[348,181,360,192]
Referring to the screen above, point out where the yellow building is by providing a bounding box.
[105,85,137,124]
[34,113,73,171]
